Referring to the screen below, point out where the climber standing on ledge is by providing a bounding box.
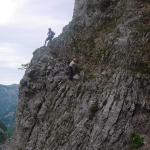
[68,58,78,80]
[44,28,55,47]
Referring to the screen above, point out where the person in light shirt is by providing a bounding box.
[68,58,78,80]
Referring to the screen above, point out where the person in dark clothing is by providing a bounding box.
[68,58,78,80]
[44,28,55,46]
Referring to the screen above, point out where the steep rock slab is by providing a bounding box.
[3,0,150,149]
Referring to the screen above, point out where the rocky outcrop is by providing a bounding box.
[3,0,150,149]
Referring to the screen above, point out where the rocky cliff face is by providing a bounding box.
[3,0,150,149]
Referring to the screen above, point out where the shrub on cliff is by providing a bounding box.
[129,132,144,150]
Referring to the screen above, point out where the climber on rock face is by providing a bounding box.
[68,58,78,80]
[44,28,55,47]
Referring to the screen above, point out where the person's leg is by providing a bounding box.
[74,67,78,74]
[69,66,73,80]
[49,36,53,47]
[44,37,50,46]
[44,39,48,46]
[44,40,47,46]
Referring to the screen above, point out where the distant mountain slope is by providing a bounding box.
[0,121,9,145]
[0,84,19,117]
[0,107,16,127]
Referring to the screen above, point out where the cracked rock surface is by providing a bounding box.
[3,0,150,149]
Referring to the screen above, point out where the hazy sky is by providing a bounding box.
[0,0,75,85]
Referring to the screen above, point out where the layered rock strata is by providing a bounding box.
[3,0,150,149]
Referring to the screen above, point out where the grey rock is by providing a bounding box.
[2,0,150,150]
[40,55,49,63]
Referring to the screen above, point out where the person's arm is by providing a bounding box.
[52,31,55,36]
[73,62,78,68]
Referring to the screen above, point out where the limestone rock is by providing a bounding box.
[2,0,150,150]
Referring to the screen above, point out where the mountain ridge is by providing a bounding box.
[3,0,150,149]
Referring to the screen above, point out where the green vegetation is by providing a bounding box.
[129,132,144,150]
[100,14,123,32]
[88,75,95,80]
[37,103,42,114]
[89,101,98,120]
[51,81,60,92]
[0,121,8,144]
[61,116,73,126]
[62,91,67,98]
[44,64,48,71]
[17,148,23,150]
[55,133,67,145]
[42,96,46,102]
[75,48,83,53]
[0,121,7,131]
[77,67,83,74]
[18,62,29,70]
[136,62,150,74]
[52,62,56,69]
[76,86,86,98]
[102,99,107,106]
[96,48,108,58]
[141,26,150,34]
[114,95,120,101]
[0,132,7,144]
[61,86,67,93]
[7,126,14,136]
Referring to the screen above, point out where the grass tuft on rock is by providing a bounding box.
[129,132,144,150]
